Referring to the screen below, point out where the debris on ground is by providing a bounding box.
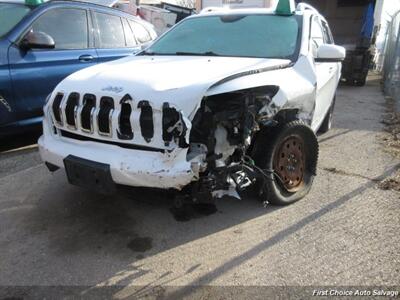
[379,97,400,191]
[378,173,400,192]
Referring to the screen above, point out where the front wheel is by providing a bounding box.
[252,121,319,205]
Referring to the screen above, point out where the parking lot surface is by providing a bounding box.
[0,78,399,298]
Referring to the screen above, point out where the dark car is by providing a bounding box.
[0,0,157,138]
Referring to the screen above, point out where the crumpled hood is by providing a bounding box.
[56,55,290,116]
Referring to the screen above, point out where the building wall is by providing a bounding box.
[374,0,400,70]
[301,0,366,46]
[195,0,273,11]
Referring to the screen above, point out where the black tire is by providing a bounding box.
[355,79,366,86]
[348,79,359,86]
[318,96,336,134]
[252,121,319,206]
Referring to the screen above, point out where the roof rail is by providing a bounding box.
[296,2,318,14]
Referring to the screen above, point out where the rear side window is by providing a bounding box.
[122,18,137,47]
[129,20,151,44]
[31,8,88,49]
[94,12,125,48]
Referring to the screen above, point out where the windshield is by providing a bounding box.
[145,14,301,59]
[0,3,31,38]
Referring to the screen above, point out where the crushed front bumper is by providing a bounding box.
[38,131,197,190]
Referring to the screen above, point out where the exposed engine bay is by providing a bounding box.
[182,86,281,203]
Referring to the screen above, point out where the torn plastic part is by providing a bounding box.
[211,172,245,200]
[211,170,253,200]
[214,125,236,167]
[187,143,208,170]
[189,164,245,203]
[138,100,154,143]
[212,186,240,200]
[230,170,252,191]
[162,102,189,148]
[118,94,134,140]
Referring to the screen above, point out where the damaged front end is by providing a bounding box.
[42,79,289,199]
[185,85,281,203]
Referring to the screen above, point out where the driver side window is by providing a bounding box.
[31,8,89,50]
[310,16,324,57]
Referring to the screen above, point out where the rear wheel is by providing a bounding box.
[252,121,319,205]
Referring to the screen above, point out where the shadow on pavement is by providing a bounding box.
[4,163,398,300]
[163,163,400,300]
[5,172,279,291]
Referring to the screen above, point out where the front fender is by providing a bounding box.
[204,55,317,123]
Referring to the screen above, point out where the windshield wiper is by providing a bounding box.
[140,50,159,56]
[140,51,221,56]
[175,51,220,56]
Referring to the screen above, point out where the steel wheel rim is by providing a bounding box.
[273,135,306,192]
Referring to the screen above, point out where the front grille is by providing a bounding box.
[118,94,133,140]
[52,93,64,124]
[65,93,79,128]
[50,92,188,149]
[138,100,154,143]
[81,94,96,132]
[98,97,114,135]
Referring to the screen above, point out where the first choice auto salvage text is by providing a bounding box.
[313,289,399,297]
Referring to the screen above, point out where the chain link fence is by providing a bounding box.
[382,10,400,103]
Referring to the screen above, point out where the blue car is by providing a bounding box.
[0,0,157,138]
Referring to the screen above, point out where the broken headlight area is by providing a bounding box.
[186,85,279,202]
[162,102,189,148]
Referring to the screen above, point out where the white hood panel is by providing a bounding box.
[56,55,291,116]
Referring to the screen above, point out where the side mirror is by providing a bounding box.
[20,31,55,50]
[315,44,346,63]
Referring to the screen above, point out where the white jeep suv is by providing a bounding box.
[39,1,345,206]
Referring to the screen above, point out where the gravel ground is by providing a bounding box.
[0,77,399,299]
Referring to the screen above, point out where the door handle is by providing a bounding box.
[329,66,334,73]
[79,54,94,62]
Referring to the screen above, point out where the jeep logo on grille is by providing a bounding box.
[102,86,124,94]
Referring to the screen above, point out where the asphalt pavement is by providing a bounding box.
[0,77,399,299]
